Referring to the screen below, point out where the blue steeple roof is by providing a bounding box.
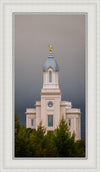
[43,54,59,71]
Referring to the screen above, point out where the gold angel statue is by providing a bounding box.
[48,45,52,54]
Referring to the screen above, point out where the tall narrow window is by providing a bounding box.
[48,115,53,127]
[49,71,52,82]
[68,119,71,126]
[31,119,34,126]
[69,132,71,136]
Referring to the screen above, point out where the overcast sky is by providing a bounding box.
[15,14,85,139]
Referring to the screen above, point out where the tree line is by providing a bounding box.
[15,112,85,157]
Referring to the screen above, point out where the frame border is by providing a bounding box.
[0,0,100,172]
[12,11,87,161]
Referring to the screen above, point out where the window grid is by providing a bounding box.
[48,115,53,127]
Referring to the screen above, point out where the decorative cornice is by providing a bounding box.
[66,112,81,115]
[25,112,36,115]
[41,92,61,95]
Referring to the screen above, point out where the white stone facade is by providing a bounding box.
[25,52,81,140]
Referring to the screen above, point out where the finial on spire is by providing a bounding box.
[48,45,52,54]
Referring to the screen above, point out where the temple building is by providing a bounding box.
[25,45,81,140]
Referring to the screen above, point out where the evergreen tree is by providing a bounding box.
[15,113,85,157]
[54,117,76,157]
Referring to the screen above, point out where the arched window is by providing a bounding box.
[49,71,52,82]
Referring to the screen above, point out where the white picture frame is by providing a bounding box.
[0,0,100,171]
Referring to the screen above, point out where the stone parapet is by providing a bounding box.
[60,101,72,108]
[36,101,41,106]
[25,108,36,114]
[41,88,61,95]
[66,108,81,114]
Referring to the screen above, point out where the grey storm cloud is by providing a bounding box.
[15,14,85,139]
